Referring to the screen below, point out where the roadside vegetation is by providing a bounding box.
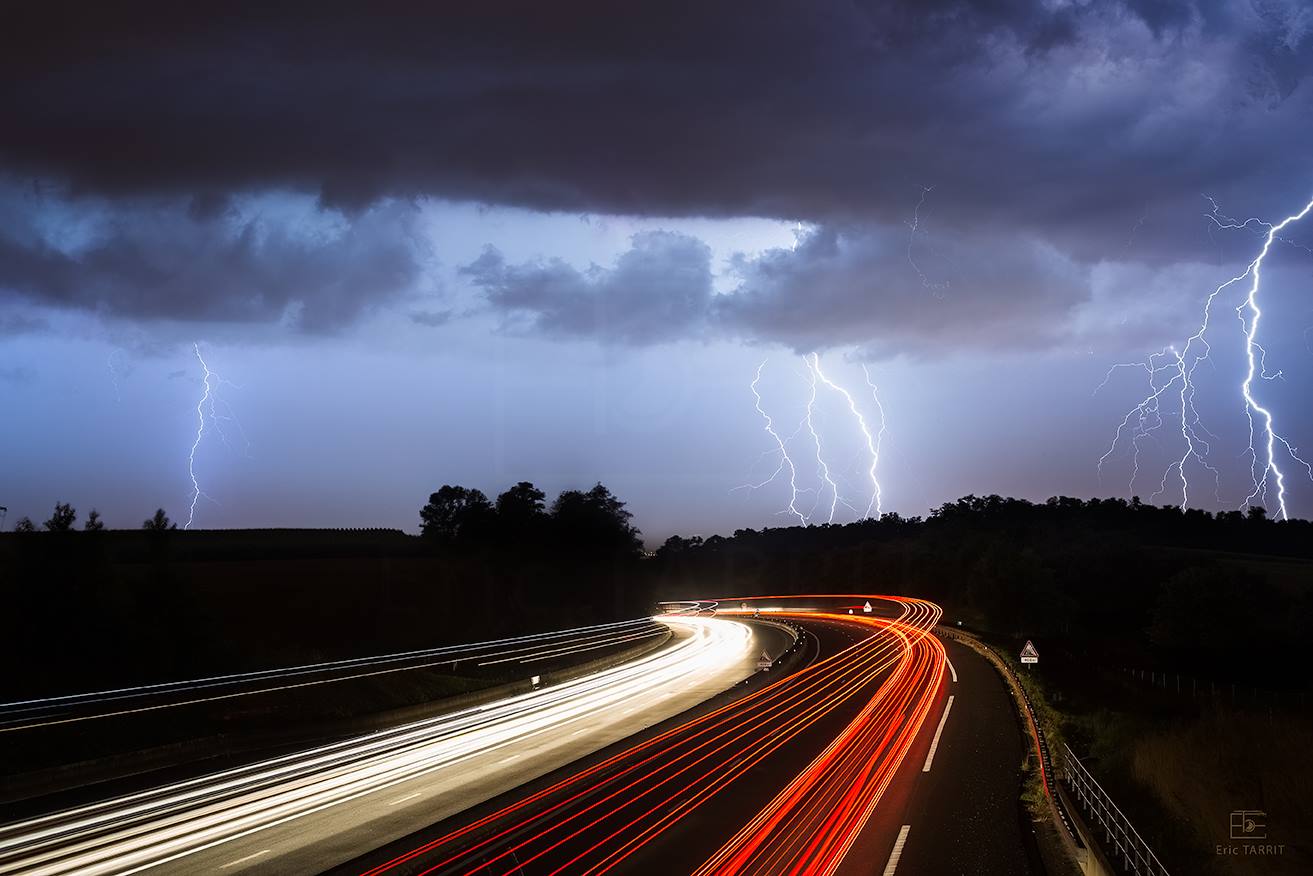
[4,490,1308,869]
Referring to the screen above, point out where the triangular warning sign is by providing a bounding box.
[863,601,873,613]
[1020,640,1039,659]
[756,650,773,670]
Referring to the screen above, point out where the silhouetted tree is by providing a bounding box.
[550,483,642,557]
[420,486,493,542]
[494,481,548,543]
[656,535,702,559]
[13,516,35,533]
[496,481,547,522]
[143,508,176,531]
[84,509,105,531]
[43,502,77,532]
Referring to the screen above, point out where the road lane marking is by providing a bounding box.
[388,792,421,806]
[947,656,958,682]
[570,728,587,736]
[499,753,522,764]
[882,825,911,875]
[922,694,955,772]
[219,849,270,869]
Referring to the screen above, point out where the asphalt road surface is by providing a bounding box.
[836,634,1040,876]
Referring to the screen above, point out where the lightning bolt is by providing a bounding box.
[802,360,840,523]
[185,343,248,530]
[860,363,889,494]
[186,343,215,530]
[907,185,949,298]
[739,356,889,524]
[810,353,884,518]
[1101,194,1313,519]
[1231,197,1313,518]
[736,360,806,524]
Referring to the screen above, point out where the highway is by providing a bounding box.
[345,595,1040,876]
[0,615,782,875]
[2,595,1044,876]
[835,633,1040,875]
[340,596,947,875]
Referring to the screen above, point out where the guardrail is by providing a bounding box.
[1059,743,1170,876]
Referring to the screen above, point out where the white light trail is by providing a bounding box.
[0,616,754,876]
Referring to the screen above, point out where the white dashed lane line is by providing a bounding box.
[882,825,911,875]
[922,694,955,772]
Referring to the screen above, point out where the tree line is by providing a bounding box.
[419,481,642,558]
[648,494,1313,689]
[11,503,179,532]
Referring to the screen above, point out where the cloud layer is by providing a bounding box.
[3,1,1312,351]
[0,192,428,331]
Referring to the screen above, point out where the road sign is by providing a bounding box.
[863,601,873,613]
[757,650,773,671]
[741,602,749,611]
[1020,640,1039,664]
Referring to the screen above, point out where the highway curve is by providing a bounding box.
[340,595,957,876]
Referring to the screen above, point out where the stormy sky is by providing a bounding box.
[3,1,1313,539]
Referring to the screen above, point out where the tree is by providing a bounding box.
[656,534,702,559]
[43,502,77,532]
[495,481,548,542]
[13,516,35,533]
[420,485,493,541]
[550,483,642,557]
[496,481,547,522]
[143,508,176,531]
[84,509,105,531]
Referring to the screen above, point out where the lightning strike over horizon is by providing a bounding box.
[185,343,248,530]
[740,355,889,524]
[1101,194,1313,520]
[736,360,806,525]
[810,353,884,519]
[802,359,840,523]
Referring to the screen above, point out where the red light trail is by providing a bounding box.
[360,594,945,876]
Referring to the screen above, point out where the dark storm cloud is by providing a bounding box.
[469,225,1088,355]
[719,226,1086,356]
[3,2,1311,244]
[0,196,428,331]
[3,1,1312,346]
[464,231,713,344]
